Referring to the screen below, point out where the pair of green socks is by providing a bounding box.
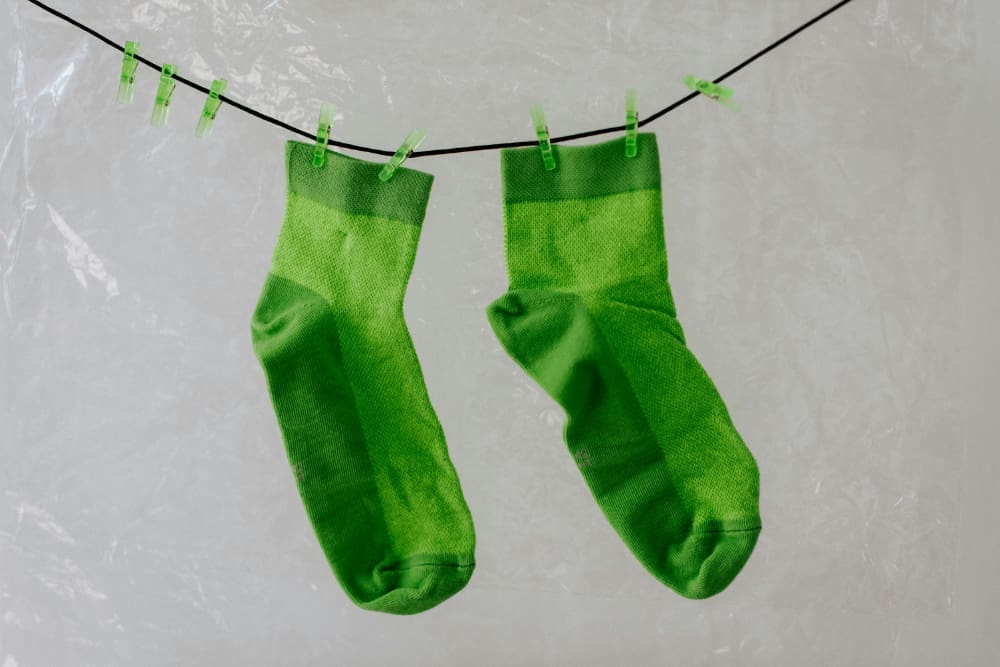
[251,134,760,615]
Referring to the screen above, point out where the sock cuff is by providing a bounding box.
[285,141,434,226]
[501,133,661,204]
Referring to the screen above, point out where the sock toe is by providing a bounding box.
[668,522,761,600]
[359,557,476,615]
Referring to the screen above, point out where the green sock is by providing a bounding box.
[487,133,761,599]
[251,142,475,615]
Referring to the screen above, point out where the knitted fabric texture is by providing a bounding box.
[251,142,475,615]
[487,133,761,599]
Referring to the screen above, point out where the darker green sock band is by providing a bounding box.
[501,132,661,203]
[286,141,433,225]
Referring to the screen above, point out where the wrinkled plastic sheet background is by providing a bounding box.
[2,0,994,664]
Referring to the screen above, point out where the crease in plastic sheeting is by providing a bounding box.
[0,0,974,664]
[47,204,120,297]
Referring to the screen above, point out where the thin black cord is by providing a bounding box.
[25,0,859,158]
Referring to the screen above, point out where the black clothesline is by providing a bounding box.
[25,0,860,158]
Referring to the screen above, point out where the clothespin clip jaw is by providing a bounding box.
[118,41,141,104]
[379,129,427,182]
[530,105,556,171]
[684,75,741,112]
[625,88,639,158]
[150,64,178,127]
[196,79,228,138]
[312,103,336,168]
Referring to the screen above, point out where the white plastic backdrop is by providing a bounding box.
[3,0,998,664]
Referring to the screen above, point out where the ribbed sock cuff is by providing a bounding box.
[501,133,661,204]
[285,141,434,226]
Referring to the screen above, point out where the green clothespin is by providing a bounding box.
[379,129,426,182]
[312,102,336,168]
[196,79,228,138]
[684,75,741,111]
[530,105,556,171]
[118,41,141,104]
[625,88,639,158]
[151,64,177,127]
